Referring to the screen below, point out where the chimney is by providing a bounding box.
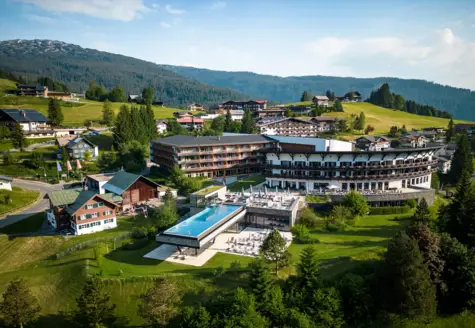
[19,110,26,118]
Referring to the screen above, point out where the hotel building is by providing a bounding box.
[150,135,271,178]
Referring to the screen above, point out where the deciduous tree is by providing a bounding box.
[364,124,374,135]
[0,126,11,139]
[0,278,40,328]
[108,86,126,102]
[142,87,154,105]
[342,190,369,217]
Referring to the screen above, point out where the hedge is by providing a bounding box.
[369,206,411,215]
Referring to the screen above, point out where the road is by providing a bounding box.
[0,179,64,228]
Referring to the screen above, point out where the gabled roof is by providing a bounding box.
[0,175,13,182]
[156,119,168,125]
[258,117,314,127]
[66,191,118,215]
[48,189,81,207]
[177,118,204,123]
[128,94,140,100]
[356,136,388,143]
[313,96,329,101]
[65,137,97,149]
[103,171,159,195]
[0,109,48,123]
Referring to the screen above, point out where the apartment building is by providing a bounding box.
[150,135,272,178]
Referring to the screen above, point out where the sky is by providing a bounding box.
[1,0,475,90]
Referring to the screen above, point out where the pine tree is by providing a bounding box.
[74,277,117,328]
[142,87,154,105]
[260,229,291,275]
[47,98,64,126]
[357,112,366,130]
[446,119,455,143]
[0,126,11,139]
[145,103,157,141]
[413,198,432,223]
[223,288,268,328]
[102,99,115,126]
[383,231,437,319]
[130,106,145,144]
[180,306,211,328]
[300,91,313,102]
[296,246,320,293]
[333,99,343,112]
[138,278,180,327]
[448,134,473,184]
[113,105,132,145]
[248,258,273,308]
[11,122,26,151]
[307,287,344,328]
[0,278,41,328]
[224,109,233,132]
[241,109,256,134]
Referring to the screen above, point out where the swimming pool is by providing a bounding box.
[164,204,243,238]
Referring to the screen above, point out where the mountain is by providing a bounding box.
[0,39,249,108]
[164,66,475,121]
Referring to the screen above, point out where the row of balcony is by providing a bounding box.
[182,162,262,172]
[266,160,437,170]
[177,155,263,165]
[266,169,436,180]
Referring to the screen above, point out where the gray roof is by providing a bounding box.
[66,137,97,148]
[153,135,271,147]
[0,175,13,182]
[103,171,158,195]
[267,136,325,147]
[0,109,48,123]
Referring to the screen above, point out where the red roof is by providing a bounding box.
[255,100,268,104]
[177,118,204,124]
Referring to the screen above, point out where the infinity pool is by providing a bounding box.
[164,204,243,238]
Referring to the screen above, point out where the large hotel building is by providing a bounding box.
[150,135,439,205]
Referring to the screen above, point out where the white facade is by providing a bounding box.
[0,179,12,191]
[46,210,56,228]
[156,122,168,134]
[265,150,435,192]
[71,217,117,235]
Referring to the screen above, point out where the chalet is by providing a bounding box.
[221,100,267,112]
[0,175,13,191]
[174,112,193,118]
[288,105,311,115]
[53,127,87,137]
[257,108,286,119]
[312,96,329,107]
[422,127,445,134]
[0,108,50,134]
[310,117,339,132]
[102,171,162,211]
[188,103,204,111]
[128,94,141,103]
[46,189,120,235]
[17,84,48,97]
[355,136,390,151]
[399,135,427,148]
[337,91,361,102]
[229,110,244,121]
[156,120,168,134]
[59,137,99,161]
[48,91,73,100]
[258,117,317,136]
[176,117,204,131]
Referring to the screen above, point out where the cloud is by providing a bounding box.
[165,4,185,14]
[160,21,171,28]
[303,28,475,89]
[24,14,54,24]
[211,1,226,10]
[17,0,150,22]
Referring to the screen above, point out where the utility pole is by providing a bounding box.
[40,167,47,183]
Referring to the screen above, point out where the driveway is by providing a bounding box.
[0,179,64,228]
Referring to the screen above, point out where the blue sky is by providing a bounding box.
[1,0,475,90]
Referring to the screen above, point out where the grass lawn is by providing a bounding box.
[85,133,114,150]
[0,187,40,216]
[0,212,45,234]
[0,96,183,126]
[305,194,328,203]
[194,185,223,195]
[227,175,266,192]
[0,78,16,92]
[323,102,472,134]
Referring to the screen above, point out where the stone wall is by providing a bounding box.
[329,188,435,205]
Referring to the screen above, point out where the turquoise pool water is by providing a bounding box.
[164,204,242,238]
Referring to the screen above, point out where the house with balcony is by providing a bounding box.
[58,136,99,160]
[176,117,204,131]
[0,108,50,136]
[188,103,204,111]
[399,135,428,148]
[355,136,390,151]
[312,96,329,107]
[156,120,168,134]
[17,84,48,97]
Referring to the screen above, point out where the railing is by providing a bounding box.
[266,160,437,171]
[183,162,262,172]
[266,168,436,180]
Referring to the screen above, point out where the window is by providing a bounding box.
[86,204,93,210]
[104,218,114,224]
[103,210,113,216]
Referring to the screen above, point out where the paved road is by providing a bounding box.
[0,179,64,228]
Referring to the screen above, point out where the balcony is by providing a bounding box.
[266,160,437,171]
[266,168,436,180]
[183,162,263,172]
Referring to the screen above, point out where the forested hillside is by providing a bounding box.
[0,40,249,108]
[165,66,475,121]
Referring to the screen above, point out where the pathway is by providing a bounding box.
[0,179,64,228]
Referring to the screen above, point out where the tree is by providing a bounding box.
[74,276,117,328]
[29,151,44,169]
[355,112,365,130]
[138,278,180,327]
[300,91,313,102]
[108,86,126,102]
[412,198,432,223]
[394,94,405,110]
[47,98,64,126]
[170,166,185,187]
[284,108,292,117]
[118,141,147,173]
[3,151,14,165]
[260,229,291,274]
[162,188,174,204]
[364,125,375,135]
[248,258,273,310]
[446,119,455,143]
[224,109,233,132]
[282,308,313,328]
[0,126,11,139]
[326,90,335,101]
[11,123,26,151]
[241,109,256,134]
[338,274,373,327]
[211,115,225,134]
[328,205,352,227]
[296,247,320,294]
[307,287,344,328]
[333,99,343,113]
[431,173,440,190]
[84,151,92,162]
[439,234,475,313]
[0,278,40,328]
[299,207,319,228]
[291,224,309,241]
[180,306,211,328]
[86,81,107,101]
[448,134,473,184]
[222,288,268,328]
[154,199,179,229]
[406,223,445,292]
[142,87,154,105]
[342,190,369,217]
[337,119,347,132]
[102,99,115,126]
[113,105,132,145]
[383,231,436,319]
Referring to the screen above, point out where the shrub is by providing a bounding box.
[299,207,319,228]
[294,235,320,244]
[343,190,370,217]
[369,206,411,215]
[213,266,225,277]
[407,199,418,209]
[291,224,309,240]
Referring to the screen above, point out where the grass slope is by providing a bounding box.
[0,187,39,216]
[324,102,472,134]
[0,78,16,92]
[0,95,183,126]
